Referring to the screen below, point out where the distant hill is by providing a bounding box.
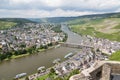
[29,17,77,23]
[0,18,35,23]
[29,12,120,23]
[28,18,44,23]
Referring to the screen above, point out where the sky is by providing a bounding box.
[0,0,120,18]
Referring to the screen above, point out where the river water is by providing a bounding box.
[0,25,82,80]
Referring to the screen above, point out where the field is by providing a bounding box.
[0,21,17,30]
[69,18,120,41]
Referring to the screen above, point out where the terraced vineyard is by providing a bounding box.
[69,18,120,41]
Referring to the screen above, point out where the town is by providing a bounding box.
[0,23,66,61]
[28,31,120,80]
[1,0,120,80]
[0,23,120,80]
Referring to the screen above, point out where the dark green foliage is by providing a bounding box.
[48,68,56,78]
[50,68,55,74]
[48,43,53,46]
[25,76,29,80]
[20,44,26,48]
[51,25,62,33]
[0,54,7,61]
[0,18,35,23]
[27,47,33,54]
[0,43,55,61]
[14,49,27,55]
[62,33,68,42]
[43,45,48,49]
[6,51,12,58]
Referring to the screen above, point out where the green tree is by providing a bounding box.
[6,51,12,58]
[50,68,55,74]
[27,48,33,54]
[20,44,26,48]
[48,68,56,78]
[43,45,48,49]
[25,76,29,80]
[0,54,7,61]
[48,43,53,46]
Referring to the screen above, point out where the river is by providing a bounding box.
[0,24,82,80]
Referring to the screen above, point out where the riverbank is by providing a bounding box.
[2,45,60,62]
[0,25,78,79]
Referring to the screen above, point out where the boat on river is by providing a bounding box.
[64,52,74,58]
[14,73,27,79]
[37,66,45,71]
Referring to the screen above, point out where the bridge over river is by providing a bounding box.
[61,43,93,49]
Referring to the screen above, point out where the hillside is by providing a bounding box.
[0,21,17,30]
[0,18,35,23]
[69,16,120,41]
[0,18,35,30]
[29,17,77,23]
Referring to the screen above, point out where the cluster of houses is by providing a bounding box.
[28,47,105,80]
[81,35,120,55]
[9,24,120,80]
[0,23,65,54]
[52,35,120,77]
[53,47,107,77]
[28,34,120,80]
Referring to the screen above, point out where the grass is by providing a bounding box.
[36,74,49,80]
[69,18,120,42]
[11,54,29,59]
[36,69,80,80]
[4,54,29,61]
[109,51,120,61]
[0,21,17,30]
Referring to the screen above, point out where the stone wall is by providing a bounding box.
[90,66,102,80]
[101,64,111,80]
[69,61,120,80]
[110,63,120,74]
